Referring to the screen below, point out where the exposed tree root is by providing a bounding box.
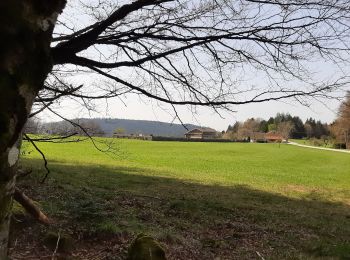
[14,188,50,224]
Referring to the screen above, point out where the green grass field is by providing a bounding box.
[11,138,350,259]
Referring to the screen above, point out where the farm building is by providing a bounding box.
[185,127,217,139]
[265,132,284,142]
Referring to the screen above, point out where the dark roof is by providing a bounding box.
[185,127,217,134]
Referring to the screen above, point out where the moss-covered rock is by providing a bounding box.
[127,233,166,260]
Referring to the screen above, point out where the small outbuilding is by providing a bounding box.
[185,127,217,139]
[265,132,284,142]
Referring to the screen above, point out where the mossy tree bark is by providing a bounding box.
[0,0,65,257]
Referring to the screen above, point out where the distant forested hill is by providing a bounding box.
[95,118,201,136]
[42,118,204,137]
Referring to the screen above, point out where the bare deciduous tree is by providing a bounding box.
[331,92,350,148]
[1,0,350,256]
[277,121,294,141]
[23,117,42,135]
[236,118,261,140]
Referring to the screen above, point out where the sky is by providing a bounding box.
[40,91,344,132]
[42,0,350,131]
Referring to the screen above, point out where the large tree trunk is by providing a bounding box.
[0,1,65,257]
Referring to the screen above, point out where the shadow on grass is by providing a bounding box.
[13,158,350,259]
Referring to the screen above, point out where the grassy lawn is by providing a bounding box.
[290,138,335,149]
[10,138,350,259]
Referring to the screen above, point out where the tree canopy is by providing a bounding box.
[34,0,350,121]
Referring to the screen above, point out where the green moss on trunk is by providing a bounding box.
[0,0,66,257]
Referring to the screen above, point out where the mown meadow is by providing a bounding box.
[10,138,350,259]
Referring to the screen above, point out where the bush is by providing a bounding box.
[310,138,324,147]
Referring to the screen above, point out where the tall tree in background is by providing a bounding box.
[23,117,42,135]
[277,121,294,141]
[304,118,329,138]
[332,92,350,149]
[1,0,350,256]
[258,120,269,133]
[237,118,261,140]
[291,116,306,139]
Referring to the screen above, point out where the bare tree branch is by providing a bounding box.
[23,134,50,183]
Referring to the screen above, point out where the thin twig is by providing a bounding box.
[51,231,61,260]
[256,251,265,260]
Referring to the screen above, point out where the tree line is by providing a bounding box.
[25,92,350,149]
[24,119,105,137]
[225,93,350,149]
[225,114,329,140]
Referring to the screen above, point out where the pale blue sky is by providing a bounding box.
[43,0,350,131]
[40,91,344,131]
